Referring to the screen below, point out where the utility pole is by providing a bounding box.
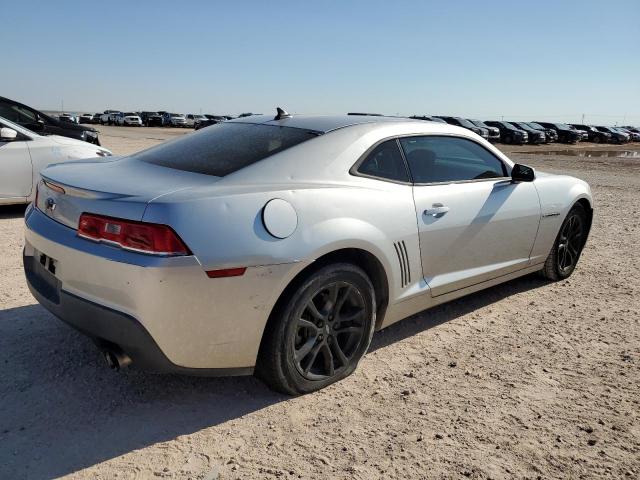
[581,113,585,124]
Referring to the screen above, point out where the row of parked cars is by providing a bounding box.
[404,115,640,145]
[77,110,243,129]
[1,94,638,148]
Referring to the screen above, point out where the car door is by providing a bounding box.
[400,135,540,297]
[0,126,33,200]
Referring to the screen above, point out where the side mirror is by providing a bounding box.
[511,163,535,182]
[32,118,46,131]
[0,127,18,142]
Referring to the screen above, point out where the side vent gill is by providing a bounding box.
[393,240,411,288]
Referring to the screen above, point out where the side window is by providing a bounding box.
[357,139,409,183]
[0,104,17,122]
[14,106,37,123]
[0,104,36,123]
[399,136,507,184]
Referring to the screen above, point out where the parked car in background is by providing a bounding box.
[139,111,163,127]
[91,113,102,124]
[100,110,121,125]
[78,113,93,124]
[115,112,143,126]
[195,115,227,130]
[621,126,640,135]
[533,122,581,144]
[435,116,490,140]
[185,114,207,128]
[615,127,640,142]
[525,122,558,142]
[0,96,101,145]
[23,113,593,394]
[58,114,78,124]
[162,112,187,127]
[484,121,529,144]
[508,122,547,144]
[0,116,111,205]
[409,115,447,123]
[467,119,500,143]
[570,124,612,143]
[594,126,629,144]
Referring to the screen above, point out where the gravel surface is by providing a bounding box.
[0,127,638,479]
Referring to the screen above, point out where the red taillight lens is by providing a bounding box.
[77,213,190,256]
[205,267,247,278]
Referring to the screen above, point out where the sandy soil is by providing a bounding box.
[0,127,638,479]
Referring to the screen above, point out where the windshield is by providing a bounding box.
[0,115,41,137]
[136,122,319,177]
[528,123,543,129]
[470,120,488,128]
[455,118,475,128]
[171,113,182,118]
[125,112,137,116]
[503,122,518,129]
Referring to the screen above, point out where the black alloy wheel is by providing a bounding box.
[540,204,588,281]
[293,282,367,380]
[556,213,585,276]
[256,263,376,395]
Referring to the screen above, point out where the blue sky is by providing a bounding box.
[2,0,639,124]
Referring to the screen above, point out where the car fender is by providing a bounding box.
[529,172,593,264]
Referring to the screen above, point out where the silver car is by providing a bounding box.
[24,111,593,394]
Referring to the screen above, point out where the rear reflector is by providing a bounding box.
[205,267,247,278]
[77,213,191,256]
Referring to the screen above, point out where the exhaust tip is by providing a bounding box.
[102,348,132,371]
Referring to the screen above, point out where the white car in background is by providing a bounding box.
[115,112,143,126]
[0,116,111,205]
[185,114,207,127]
[162,112,187,127]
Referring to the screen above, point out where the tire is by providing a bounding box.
[256,263,376,395]
[539,203,587,281]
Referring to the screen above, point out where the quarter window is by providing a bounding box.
[399,136,507,184]
[357,139,409,183]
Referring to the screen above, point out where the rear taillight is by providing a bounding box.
[77,213,191,256]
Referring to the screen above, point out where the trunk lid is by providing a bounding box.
[37,157,217,229]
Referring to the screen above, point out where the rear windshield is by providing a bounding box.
[135,122,319,177]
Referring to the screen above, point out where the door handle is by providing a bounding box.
[423,203,450,217]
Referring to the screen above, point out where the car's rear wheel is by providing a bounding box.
[539,203,587,281]
[256,263,376,395]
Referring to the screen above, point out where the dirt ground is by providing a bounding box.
[0,126,638,479]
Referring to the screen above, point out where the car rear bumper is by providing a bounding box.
[23,205,301,372]
[25,252,251,375]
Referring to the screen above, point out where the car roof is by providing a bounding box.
[228,114,425,133]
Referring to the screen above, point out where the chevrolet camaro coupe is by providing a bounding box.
[24,110,593,394]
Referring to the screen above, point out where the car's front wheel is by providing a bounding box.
[539,203,588,281]
[257,263,376,395]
